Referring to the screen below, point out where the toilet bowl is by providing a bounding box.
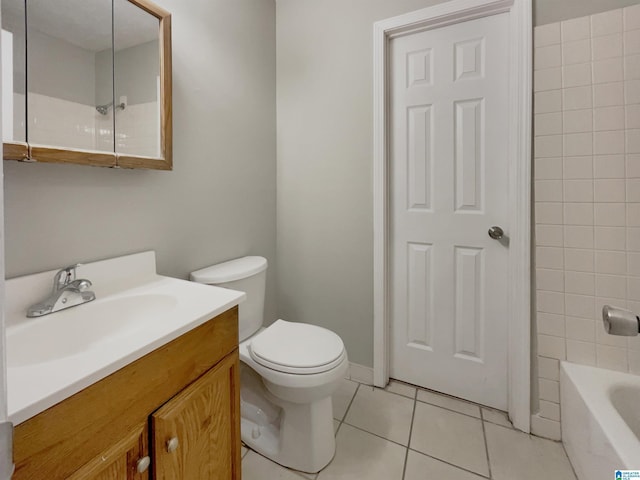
[190,256,348,473]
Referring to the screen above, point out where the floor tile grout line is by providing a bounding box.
[332,379,359,438]
[380,380,512,426]
[384,380,418,399]
[384,381,515,432]
[243,435,493,480]
[246,379,507,479]
[483,418,518,433]
[244,378,571,480]
[345,380,506,478]
[484,420,514,429]
[340,382,361,422]
[415,398,483,420]
[480,408,493,479]
[384,389,417,400]
[561,443,579,480]
[405,446,492,479]
[342,421,411,449]
[377,381,505,424]
[245,389,496,480]
[480,417,568,452]
[396,379,492,409]
[243,432,332,480]
[244,448,501,480]
[401,391,418,480]
[244,446,320,480]
[415,398,514,430]
[340,420,490,479]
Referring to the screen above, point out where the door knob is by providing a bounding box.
[488,226,504,240]
[136,456,151,473]
[167,437,179,453]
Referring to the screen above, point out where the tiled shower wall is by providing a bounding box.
[25,93,159,156]
[28,93,103,151]
[533,5,640,440]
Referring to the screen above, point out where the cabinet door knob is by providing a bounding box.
[136,456,151,473]
[167,437,179,453]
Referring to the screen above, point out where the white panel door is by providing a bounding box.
[390,13,510,410]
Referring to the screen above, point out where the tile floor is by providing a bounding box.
[241,379,577,480]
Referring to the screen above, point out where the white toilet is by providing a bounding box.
[190,256,348,473]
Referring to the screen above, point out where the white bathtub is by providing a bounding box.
[560,362,640,480]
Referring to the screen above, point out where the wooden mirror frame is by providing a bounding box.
[2,0,172,170]
[116,0,172,170]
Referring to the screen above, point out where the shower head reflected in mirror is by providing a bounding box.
[96,101,126,116]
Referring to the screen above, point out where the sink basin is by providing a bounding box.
[5,251,246,426]
[7,294,178,368]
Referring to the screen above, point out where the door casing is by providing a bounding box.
[372,0,532,432]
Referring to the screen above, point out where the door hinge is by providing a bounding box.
[0,422,14,480]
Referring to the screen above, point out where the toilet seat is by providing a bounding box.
[249,320,345,375]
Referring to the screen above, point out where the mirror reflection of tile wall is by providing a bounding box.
[114,0,161,158]
[2,0,162,158]
[26,0,114,152]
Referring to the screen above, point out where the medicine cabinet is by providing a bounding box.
[1,0,172,169]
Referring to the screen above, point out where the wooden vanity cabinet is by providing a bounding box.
[12,307,241,480]
[67,423,149,480]
[152,352,239,479]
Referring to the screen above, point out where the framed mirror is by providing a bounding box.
[26,0,116,166]
[1,0,28,160]
[1,0,172,170]
[113,0,171,169]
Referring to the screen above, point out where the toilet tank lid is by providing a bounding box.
[190,256,267,284]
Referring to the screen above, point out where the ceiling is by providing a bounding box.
[3,0,158,52]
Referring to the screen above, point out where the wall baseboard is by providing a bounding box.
[347,362,374,385]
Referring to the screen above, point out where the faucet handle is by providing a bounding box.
[53,264,81,290]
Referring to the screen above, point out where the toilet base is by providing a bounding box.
[242,396,336,474]
[239,364,337,473]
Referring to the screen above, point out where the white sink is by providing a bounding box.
[7,294,178,367]
[6,251,245,425]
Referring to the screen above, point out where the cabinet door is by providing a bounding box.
[67,423,149,480]
[152,350,241,480]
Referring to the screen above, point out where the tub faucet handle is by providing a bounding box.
[602,305,639,336]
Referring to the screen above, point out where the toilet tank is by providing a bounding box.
[190,256,267,342]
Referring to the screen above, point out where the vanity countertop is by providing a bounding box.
[5,251,245,425]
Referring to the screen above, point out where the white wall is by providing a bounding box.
[114,41,160,106]
[96,41,161,107]
[275,0,640,372]
[28,29,96,106]
[3,0,278,323]
[276,0,450,367]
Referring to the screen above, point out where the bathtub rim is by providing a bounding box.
[560,361,640,469]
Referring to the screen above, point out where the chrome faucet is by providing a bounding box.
[27,264,96,317]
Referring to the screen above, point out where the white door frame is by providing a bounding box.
[373,0,532,432]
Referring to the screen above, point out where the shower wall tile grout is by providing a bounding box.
[533,3,640,439]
